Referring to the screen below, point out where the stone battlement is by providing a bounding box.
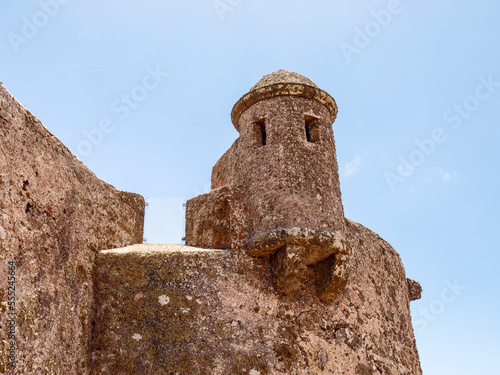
[0,71,422,374]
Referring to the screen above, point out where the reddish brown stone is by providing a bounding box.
[91,218,422,374]
[407,278,423,301]
[177,70,422,373]
[187,70,348,298]
[185,185,247,250]
[0,68,423,374]
[0,83,144,374]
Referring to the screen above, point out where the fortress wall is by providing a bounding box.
[0,83,145,374]
[91,219,421,375]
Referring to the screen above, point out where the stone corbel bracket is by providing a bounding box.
[245,227,351,302]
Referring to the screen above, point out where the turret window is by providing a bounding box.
[304,115,319,143]
[254,118,267,147]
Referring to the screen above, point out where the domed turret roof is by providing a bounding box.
[250,69,319,91]
[231,70,337,131]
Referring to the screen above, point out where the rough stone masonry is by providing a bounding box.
[0,82,144,374]
[1,70,422,374]
[93,70,423,374]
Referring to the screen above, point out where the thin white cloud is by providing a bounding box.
[426,168,459,184]
[345,155,361,177]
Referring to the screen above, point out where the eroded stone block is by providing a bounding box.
[0,82,144,374]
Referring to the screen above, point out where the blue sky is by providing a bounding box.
[1,1,499,373]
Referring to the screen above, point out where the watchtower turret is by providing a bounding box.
[186,70,350,300]
[217,69,344,236]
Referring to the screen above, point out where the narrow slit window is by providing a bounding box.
[305,123,312,142]
[254,119,267,147]
[261,123,267,146]
[304,115,319,143]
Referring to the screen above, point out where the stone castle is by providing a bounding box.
[0,70,422,374]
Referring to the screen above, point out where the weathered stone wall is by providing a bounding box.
[181,70,421,373]
[91,218,422,374]
[185,185,248,250]
[0,83,145,374]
